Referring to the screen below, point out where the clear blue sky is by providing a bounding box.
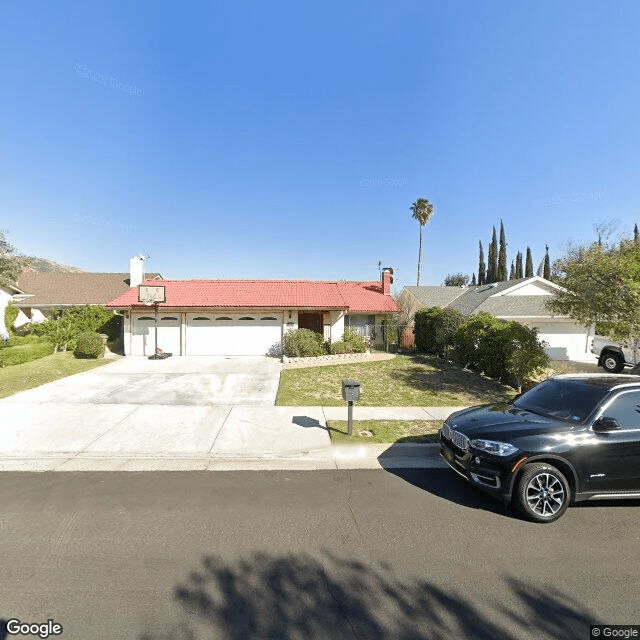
[2,1,640,291]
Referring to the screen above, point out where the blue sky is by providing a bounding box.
[2,1,640,291]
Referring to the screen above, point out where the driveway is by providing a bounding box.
[0,356,331,468]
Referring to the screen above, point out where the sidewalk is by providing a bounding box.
[0,405,462,472]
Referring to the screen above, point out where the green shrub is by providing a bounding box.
[0,341,55,367]
[454,312,502,370]
[74,331,105,359]
[330,341,352,354]
[432,308,465,360]
[282,329,325,357]
[4,304,19,335]
[342,329,367,353]
[414,307,446,355]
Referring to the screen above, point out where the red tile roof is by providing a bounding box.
[106,279,397,313]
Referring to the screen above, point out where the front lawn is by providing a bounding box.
[276,355,514,406]
[0,351,112,398]
[327,419,443,444]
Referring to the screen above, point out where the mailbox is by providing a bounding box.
[342,379,361,402]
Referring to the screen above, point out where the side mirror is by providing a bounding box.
[593,416,621,432]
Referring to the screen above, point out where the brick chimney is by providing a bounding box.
[381,267,393,295]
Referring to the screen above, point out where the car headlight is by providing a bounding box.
[469,439,518,456]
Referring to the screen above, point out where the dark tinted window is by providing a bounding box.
[512,379,609,422]
[601,391,640,430]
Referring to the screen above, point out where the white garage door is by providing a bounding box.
[186,314,282,355]
[131,314,182,356]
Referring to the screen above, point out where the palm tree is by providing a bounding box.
[410,198,435,285]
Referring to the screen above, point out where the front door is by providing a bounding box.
[298,311,324,335]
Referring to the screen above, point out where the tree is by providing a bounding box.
[525,247,534,277]
[0,230,25,287]
[444,273,470,286]
[635,223,639,243]
[497,220,507,281]
[410,198,435,285]
[548,233,640,342]
[509,261,515,280]
[471,273,477,286]
[487,227,498,283]
[515,251,523,279]
[543,245,551,280]
[478,241,486,285]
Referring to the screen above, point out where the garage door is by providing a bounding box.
[131,314,181,356]
[186,314,282,355]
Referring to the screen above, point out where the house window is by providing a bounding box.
[161,316,178,321]
[138,317,154,321]
[215,317,233,321]
[260,316,278,321]
[193,317,210,321]
[239,317,255,321]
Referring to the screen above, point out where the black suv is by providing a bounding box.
[439,374,640,522]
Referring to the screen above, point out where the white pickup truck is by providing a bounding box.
[591,336,640,373]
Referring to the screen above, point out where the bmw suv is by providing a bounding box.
[439,374,640,522]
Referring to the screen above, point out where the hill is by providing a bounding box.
[20,256,86,273]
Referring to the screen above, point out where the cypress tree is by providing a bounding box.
[509,261,515,280]
[525,247,534,277]
[635,223,639,243]
[478,241,486,285]
[487,227,498,283]
[543,245,551,279]
[471,272,477,286]
[515,251,523,279]
[497,220,507,281]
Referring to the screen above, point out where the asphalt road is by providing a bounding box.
[0,469,638,640]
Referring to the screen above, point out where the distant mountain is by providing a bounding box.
[20,256,87,273]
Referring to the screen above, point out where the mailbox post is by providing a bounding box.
[341,379,361,437]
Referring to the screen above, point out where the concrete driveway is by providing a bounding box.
[0,356,331,469]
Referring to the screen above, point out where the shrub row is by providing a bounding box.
[414,308,549,388]
[0,341,55,367]
[0,334,44,348]
[282,328,368,358]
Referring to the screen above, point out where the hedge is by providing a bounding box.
[415,308,549,388]
[0,335,44,349]
[0,341,55,367]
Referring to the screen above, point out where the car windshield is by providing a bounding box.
[511,379,610,422]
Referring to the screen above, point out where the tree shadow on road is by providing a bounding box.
[137,550,597,640]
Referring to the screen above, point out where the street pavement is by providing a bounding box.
[0,355,465,471]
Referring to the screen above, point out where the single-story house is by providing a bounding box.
[106,268,397,356]
[400,276,593,362]
[13,257,161,326]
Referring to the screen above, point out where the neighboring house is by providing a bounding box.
[400,276,593,362]
[0,283,32,336]
[106,268,397,356]
[14,257,161,327]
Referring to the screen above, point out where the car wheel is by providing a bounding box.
[602,352,624,373]
[514,463,570,523]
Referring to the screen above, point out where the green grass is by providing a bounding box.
[276,354,514,406]
[0,351,112,399]
[327,419,443,444]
